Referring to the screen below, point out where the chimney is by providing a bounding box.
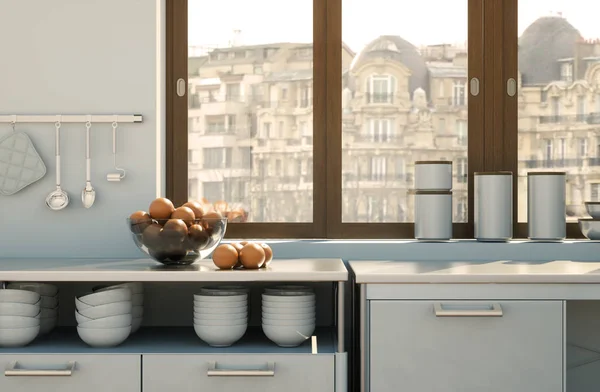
[230,29,242,47]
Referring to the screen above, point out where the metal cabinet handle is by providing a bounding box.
[434,303,503,317]
[5,361,76,377]
[207,361,275,377]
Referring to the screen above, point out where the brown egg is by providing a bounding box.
[142,223,163,250]
[230,243,244,268]
[188,224,210,249]
[171,206,196,226]
[162,219,188,243]
[202,211,223,233]
[240,241,250,246]
[129,211,152,234]
[213,200,229,215]
[260,243,273,268]
[183,201,205,220]
[240,243,265,269]
[149,198,175,220]
[227,209,245,222]
[212,244,239,270]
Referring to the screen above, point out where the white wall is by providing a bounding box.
[0,0,165,258]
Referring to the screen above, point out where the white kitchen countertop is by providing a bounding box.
[0,258,347,282]
[349,260,600,284]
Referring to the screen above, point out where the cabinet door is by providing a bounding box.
[143,354,334,392]
[369,301,563,392]
[0,354,140,392]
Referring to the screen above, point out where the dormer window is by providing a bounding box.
[366,75,395,104]
[561,62,573,82]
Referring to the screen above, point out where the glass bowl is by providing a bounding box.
[126,217,227,266]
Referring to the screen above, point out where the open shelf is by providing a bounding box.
[0,327,337,355]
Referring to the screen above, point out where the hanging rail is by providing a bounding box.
[0,114,143,124]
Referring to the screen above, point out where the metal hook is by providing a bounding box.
[10,115,16,132]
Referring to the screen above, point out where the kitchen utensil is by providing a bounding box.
[107,120,126,181]
[0,326,40,348]
[414,161,453,190]
[578,219,600,240]
[77,325,131,347]
[45,120,69,210]
[0,289,40,304]
[527,172,566,241]
[193,324,247,347]
[585,202,600,219]
[81,120,96,208]
[474,171,513,241]
[413,190,453,241]
[0,118,47,195]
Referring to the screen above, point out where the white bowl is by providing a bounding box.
[262,324,315,347]
[262,318,315,326]
[0,325,40,347]
[262,292,315,302]
[75,311,94,324]
[78,314,132,329]
[579,219,600,240]
[6,282,58,297]
[0,289,41,305]
[132,293,144,306]
[0,315,41,328]
[194,324,247,347]
[200,286,250,294]
[132,305,144,318]
[262,312,316,320]
[262,306,316,315]
[39,317,57,335]
[77,301,132,319]
[131,317,142,334]
[41,295,58,309]
[193,311,247,320]
[194,301,247,309]
[194,317,247,326]
[262,301,315,309]
[585,202,600,219]
[0,302,40,317]
[265,285,313,293]
[40,307,58,319]
[77,326,131,347]
[75,297,91,310]
[194,292,247,302]
[93,282,144,295]
[194,305,247,314]
[78,288,132,306]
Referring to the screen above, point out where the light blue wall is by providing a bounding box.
[0,0,164,258]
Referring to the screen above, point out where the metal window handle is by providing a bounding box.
[507,78,517,96]
[5,361,76,377]
[434,303,503,317]
[470,78,480,96]
[206,361,275,377]
[177,78,186,97]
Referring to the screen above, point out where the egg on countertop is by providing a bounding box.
[212,244,239,270]
[240,243,266,269]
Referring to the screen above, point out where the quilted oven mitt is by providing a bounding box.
[0,131,47,195]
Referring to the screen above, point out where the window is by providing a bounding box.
[225,83,240,101]
[592,184,600,202]
[262,122,271,138]
[203,182,223,203]
[561,62,573,82]
[543,139,553,162]
[438,118,446,133]
[452,80,466,106]
[578,138,588,158]
[557,138,566,163]
[456,120,467,146]
[299,121,309,136]
[299,87,310,107]
[368,119,391,142]
[370,156,386,181]
[395,158,405,179]
[456,157,467,184]
[203,148,231,169]
[281,88,288,100]
[456,199,467,221]
[278,121,285,138]
[367,75,395,103]
[226,115,236,131]
[551,97,560,117]
[275,159,282,176]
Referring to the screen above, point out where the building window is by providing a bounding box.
[579,138,588,157]
[456,120,467,146]
[275,159,282,176]
[456,199,467,221]
[551,97,560,118]
[543,139,553,161]
[225,83,241,101]
[278,121,285,138]
[396,158,405,179]
[299,87,310,107]
[203,147,231,169]
[299,121,309,136]
[369,119,392,142]
[367,75,395,103]
[438,118,446,133]
[558,138,566,162]
[370,156,387,181]
[592,184,600,202]
[577,96,586,122]
[452,80,466,106]
[541,90,548,102]
[456,157,467,183]
[561,63,573,82]
[281,87,288,100]
[262,122,271,138]
[203,182,223,203]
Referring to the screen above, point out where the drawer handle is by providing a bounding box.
[5,361,76,377]
[434,303,503,317]
[207,361,275,377]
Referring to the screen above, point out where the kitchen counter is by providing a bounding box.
[350,260,600,283]
[0,258,348,282]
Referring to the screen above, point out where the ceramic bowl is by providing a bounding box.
[262,312,316,320]
[41,295,58,309]
[194,317,247,326]
[93,282,144,295]
[39,317,57,335]
[262,305,316,315]
[77,326,131,347]
[264,285,313,293]
[579,219,600,240]
[132,305,144,318]
[262,318,315,326]
[261,301,315,309]
[40,307,58,319]
[0,325,40,347]
[78,314,132,329]
[0,302,40,317]
[78,288,132,306]
[194,323,247,347]
[75,311,94,324]
[585,202,600,219]
[131,317,142,334]
[0,315,41,328]
[76,301,132,319]
[194,301,247,309]
[193,311,247,320]
[0,289,41,305]
[262,323,315,347]
[6,282,58,297]
[194,305,247,314]
[194,292,247,302]
[262,292,315,303]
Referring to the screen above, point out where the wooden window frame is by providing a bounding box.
[165,0,500,239]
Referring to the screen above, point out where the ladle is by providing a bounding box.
[81,120,96,208]
[45,120,69,210]
[106,120,126,182]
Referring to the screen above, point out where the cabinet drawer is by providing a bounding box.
[369,301,563,392]
[0,354,140,392]
[143,354,334,392]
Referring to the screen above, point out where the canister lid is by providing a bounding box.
[474,171,512,176]
[414,160,452,165]
[584,201,600,205]
[527,171,566,176]
[408,189,452,195]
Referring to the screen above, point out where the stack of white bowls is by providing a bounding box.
[93,283,143,333]
[262,288,316,347]
[7,282,59,335]
[0,289,41,347]
[194,291,248,347]
[75,288,132,347]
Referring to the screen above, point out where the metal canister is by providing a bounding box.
[414,161,453,190]
[413,190,453,240]
[527,172,566,241]
[474,172,513,241]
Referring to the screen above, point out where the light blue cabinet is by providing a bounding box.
[369,300,563,392]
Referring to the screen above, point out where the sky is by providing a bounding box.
[188,0,600,53]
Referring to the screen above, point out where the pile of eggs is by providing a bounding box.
[212,242,273,270]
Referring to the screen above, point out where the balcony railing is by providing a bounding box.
[520,158,600,168]
[353,134,400,143]
[366,93,394,104]
[538,113,600,124]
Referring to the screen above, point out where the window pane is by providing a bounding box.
[342,0,469,222]
[517,6,600,221]
[187,0,313,222]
